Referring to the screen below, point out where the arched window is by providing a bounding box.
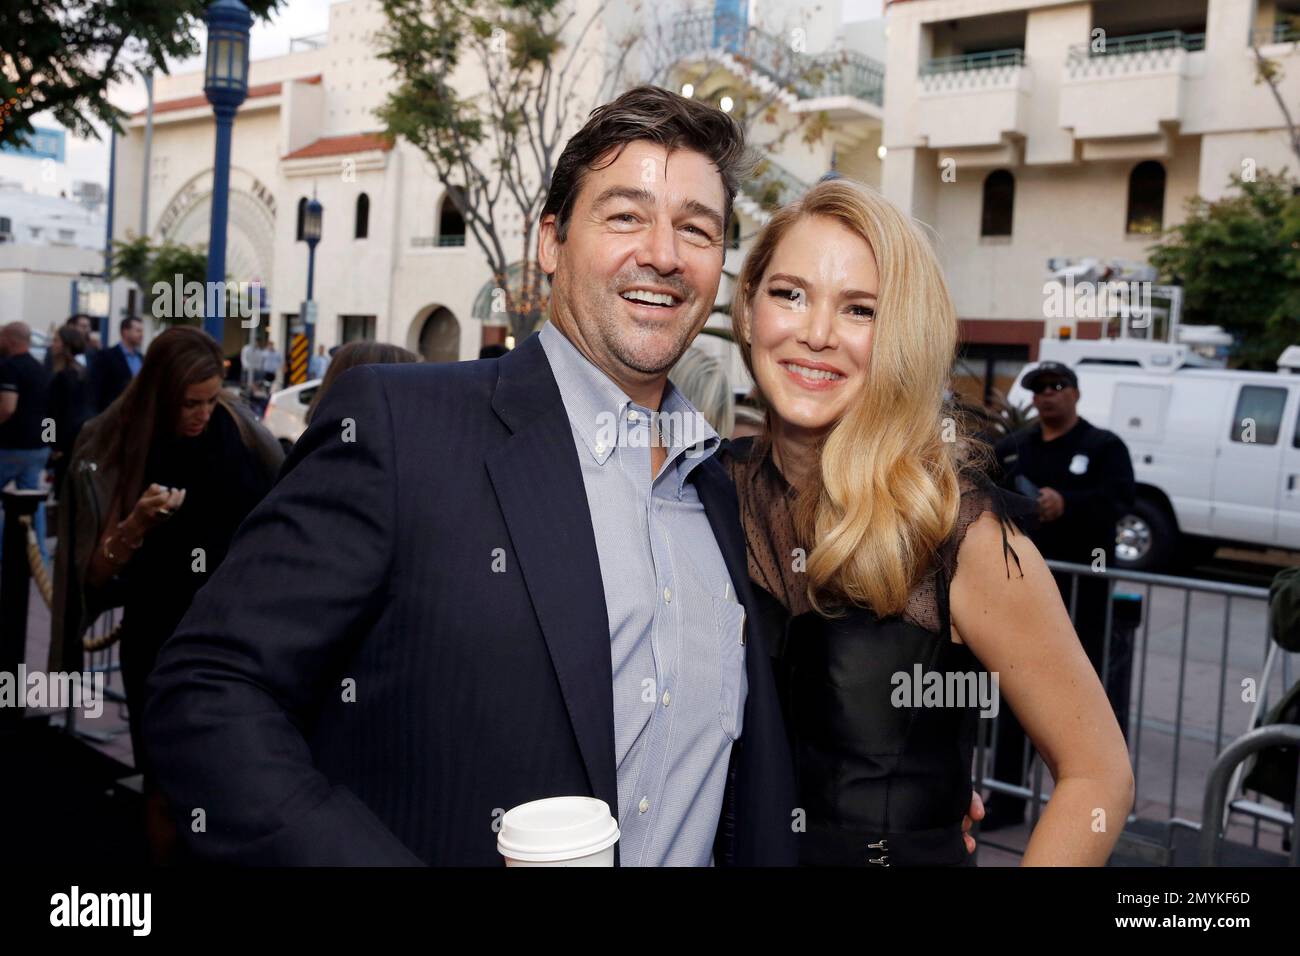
[355,193,370,239]
[980,169,1015,237]
[1126,161,1166,235]
[438,187,466,246]
[295,197,307,241]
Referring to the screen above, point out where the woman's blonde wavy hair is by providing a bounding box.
[732,178,970,617]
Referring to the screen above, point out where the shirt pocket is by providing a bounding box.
[711,594,749,741]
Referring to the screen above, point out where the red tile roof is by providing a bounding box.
[133,75,320,117]
[282,132,395,160]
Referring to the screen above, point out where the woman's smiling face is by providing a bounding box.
[746,214,879,440]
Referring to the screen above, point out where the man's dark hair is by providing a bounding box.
[120,315,143,334]
[541,85,749,245]
[65,312,94,328]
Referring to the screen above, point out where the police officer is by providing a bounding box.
[984,361,1136,830]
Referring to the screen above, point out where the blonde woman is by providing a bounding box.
[722,179,1133,866]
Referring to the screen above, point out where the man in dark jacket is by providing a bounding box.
[143,87,798,866]
[988,361,1136,829]
[88,315,144,411]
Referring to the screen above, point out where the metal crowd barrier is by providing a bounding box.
[1,484,129,742]
[61,607,130,743]
[973,559,1298,866]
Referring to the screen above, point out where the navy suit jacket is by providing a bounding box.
[144,332,797,866]
[89,343,134,412]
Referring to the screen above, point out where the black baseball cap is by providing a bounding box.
[1022,362,1078,391]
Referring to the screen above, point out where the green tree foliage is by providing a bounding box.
[376,0,638,341]
[110,233,209,326]
[0,0,280,149]
[1149,171,1300,368]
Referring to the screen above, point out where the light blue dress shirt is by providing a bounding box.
[122,344,142,377]
[539,322,749,867]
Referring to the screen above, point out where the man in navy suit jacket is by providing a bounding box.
[89,316,144,411]
[143,86,798,866]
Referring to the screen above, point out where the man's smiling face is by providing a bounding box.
[538,140,728,393]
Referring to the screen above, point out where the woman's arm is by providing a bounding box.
[85,485,187,589]
[950,512,1134,866]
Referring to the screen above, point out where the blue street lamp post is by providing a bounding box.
[203,0,252,346]
[301,197,322,369]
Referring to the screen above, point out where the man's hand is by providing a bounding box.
[962,790,985,854]
[1037,487,1065,523]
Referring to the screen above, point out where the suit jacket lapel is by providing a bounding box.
[484,334,618,816]
[694,454,800,865]
[693,458,758,622]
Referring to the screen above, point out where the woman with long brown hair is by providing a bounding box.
[723,179,1133,866]
[46,324,95,492]
[53,326,283,861]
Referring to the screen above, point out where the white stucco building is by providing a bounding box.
[110,0,638,365]
[0,179,108,335]
[105,0,1296,396]
[108,0,891,370]
[881,0,1300,395]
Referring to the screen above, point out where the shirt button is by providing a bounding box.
[663,587,672,603]
[638,797,650,814]
[627,410,639,423]
[595,441,606,455]
[662,690,671,707]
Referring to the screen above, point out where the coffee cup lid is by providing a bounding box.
[497,796,620,863]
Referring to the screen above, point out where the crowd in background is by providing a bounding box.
[1,316,421,861]
[0,315,145,563]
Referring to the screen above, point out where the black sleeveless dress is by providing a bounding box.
[722,436,1028,867]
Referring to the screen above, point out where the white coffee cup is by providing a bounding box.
[497,796,620,867]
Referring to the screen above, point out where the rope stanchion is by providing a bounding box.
[18,514,52,609]
[18,513,123,651]
[84,620,124,652]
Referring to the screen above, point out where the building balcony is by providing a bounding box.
[1258,20,1300,46]
[670,11,884,120]
[916,50,1031,150]
[1060,31,1205,141]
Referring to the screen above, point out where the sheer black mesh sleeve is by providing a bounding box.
[719,436,815,618]
[722,437,1033,637]
[903,468,1029,637]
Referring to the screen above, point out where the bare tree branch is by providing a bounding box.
[1251,34,1300,166]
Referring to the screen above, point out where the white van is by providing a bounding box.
[1008,339,1300,572]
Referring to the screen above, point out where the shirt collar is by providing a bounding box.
[658,376,722,496]
[539,322,720,492]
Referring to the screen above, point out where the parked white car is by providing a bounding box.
[1009,339,1300,571]
[262,379,321,452]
